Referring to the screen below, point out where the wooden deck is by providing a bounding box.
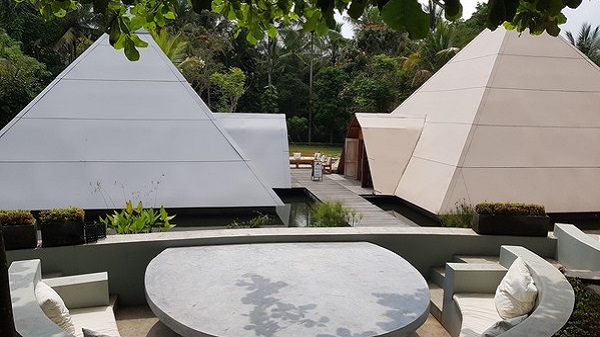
[290,170,418,227]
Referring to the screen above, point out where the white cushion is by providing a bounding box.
[35,280,77,335]
[494,257,538,319]
[454,293,501,337]
[71,305,121,337]
[482,314,528,337]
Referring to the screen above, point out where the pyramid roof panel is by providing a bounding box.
[392,88,486,124]
[62,35,186,82]
[477,89,600,127]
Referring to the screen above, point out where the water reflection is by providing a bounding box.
[276,194,315,227]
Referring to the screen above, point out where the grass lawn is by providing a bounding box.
[289,143,343,158]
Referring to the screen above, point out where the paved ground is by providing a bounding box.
[115,306,451,337]
[290,169,418,227]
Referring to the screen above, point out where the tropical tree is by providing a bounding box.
[349,7,411,57]
[420,20,460,71]
[566,23,600,65]
[150,28,188,64]
[51,5,102,65]
[342,54,403,113]
[313,66,349,142]
[451,2,488,48]
[0,29,51,128]
[261,84,279,113]
[210,67,246,112]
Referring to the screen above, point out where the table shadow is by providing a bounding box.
[237,274,330,337]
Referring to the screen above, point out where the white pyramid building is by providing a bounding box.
[351,28,600,214]
[0,33,283,210]
[215,113,291,189]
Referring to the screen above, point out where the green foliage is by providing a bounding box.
[309,201,363,227]
[16,0,585,61]
[353,9,412,57]
[226,213,273,228]
[150,28,188,64]
[0,29,52,128]
[451,2,488,48]
[313,66,349,142]
[210,66,246,112]
[438,201,474,228]
[99,200,175,234]
[260,84,279,113]
[566,23,600,66]
[475,202,546,216]
[339,54,403,113]
[554,278,600,337]
[287,116,309,143]
[0,210,35,226]
[381,0,429,39]
[39,206,85,223]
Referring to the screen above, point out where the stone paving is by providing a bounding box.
[115,306,451,337]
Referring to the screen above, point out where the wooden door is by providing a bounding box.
[344,138,359,179]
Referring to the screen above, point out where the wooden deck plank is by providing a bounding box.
[290,170,417,227]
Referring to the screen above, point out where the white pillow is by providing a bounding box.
[35,281,77,335]
[494,257,538,319]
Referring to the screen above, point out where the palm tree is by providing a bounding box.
[150,28,188,65]
[53,4,102,65]
[566,23,600,65]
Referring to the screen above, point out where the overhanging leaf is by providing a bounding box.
[381,0,429,39]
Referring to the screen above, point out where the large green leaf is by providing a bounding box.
[381,0,429,39]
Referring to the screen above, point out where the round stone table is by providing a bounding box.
[145,242,430,337]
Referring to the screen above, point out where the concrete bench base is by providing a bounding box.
[9,259,121,337]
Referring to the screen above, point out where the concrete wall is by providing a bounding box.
[554,223,600,271]
[7,227,556,306]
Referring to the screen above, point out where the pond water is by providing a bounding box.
[275,189,317,227]
[147,188,317,230]
[363,196,440,227]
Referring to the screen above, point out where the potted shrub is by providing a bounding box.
[472,202,549,237]
[0,210,37,250]
[40,206,85,247]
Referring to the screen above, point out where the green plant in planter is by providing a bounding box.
[39,206,85,223]
[475,202,546,216]
[0,210,38,250]
[308,201,363,227]
[0,210,35,226]
[39,206,86,247]
[99,200,175,234]
[472,202,549,237]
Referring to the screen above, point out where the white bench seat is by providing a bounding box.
[71,303,120,337]
[453,293,501,337]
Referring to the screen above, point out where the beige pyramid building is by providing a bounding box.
[344,27,600,214]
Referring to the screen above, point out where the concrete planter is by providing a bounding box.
[471,213,549,237]
[41,220,85,247]
[1,222,38,250]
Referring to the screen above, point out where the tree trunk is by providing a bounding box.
[308,32,314,144]
[0,228,16,337]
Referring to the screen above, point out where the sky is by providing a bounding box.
[338,0,600,38]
